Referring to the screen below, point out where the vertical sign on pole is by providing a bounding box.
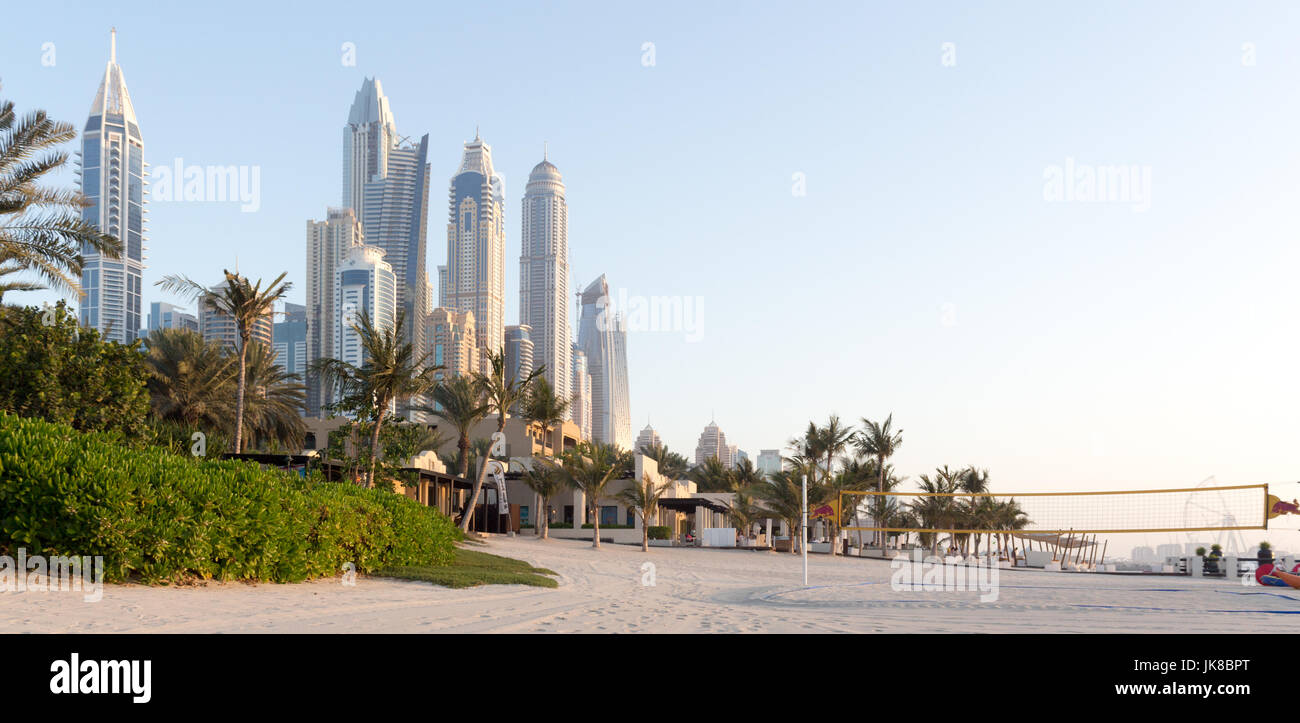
[802,474,808,586]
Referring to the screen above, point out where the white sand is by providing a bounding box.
[2,536,1294,633]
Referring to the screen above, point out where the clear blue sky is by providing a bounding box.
[4,2,1299,541]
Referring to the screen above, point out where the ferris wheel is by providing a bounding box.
[1182,476,1249,555]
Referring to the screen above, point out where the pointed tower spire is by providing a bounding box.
[110,27,117,63]
[544,141,548,161]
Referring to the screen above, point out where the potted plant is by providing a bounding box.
[1258,541,1274,566]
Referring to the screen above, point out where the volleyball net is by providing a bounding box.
[839,484,1270,535]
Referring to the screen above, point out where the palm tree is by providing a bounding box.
[689,456,733,492]
[957,467,992,554]
[640,442,690,479]
[143,328,234,429]
[462,348,544,532]
[856,414,903,549]
[753,470,806,555]
[560,441,632,548]
[816,415,854,555]
[310,310,441,486]
[157,270,291,454]
[726,487,764,546]
[420,375,490,478]
[618,472,668,551]
[522,375,568,456]
[0,91,121,299]
[521,458,565,539]
[238,340,307,451]
[911,468,960,555]
[0,250,45,301]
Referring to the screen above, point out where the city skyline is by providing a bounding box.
[6,3,1300,496]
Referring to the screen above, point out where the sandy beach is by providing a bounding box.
[3,536,1294,633]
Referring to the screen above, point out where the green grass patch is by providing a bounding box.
[375,547,559,589]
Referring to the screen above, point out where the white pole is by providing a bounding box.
[801,474,808,586]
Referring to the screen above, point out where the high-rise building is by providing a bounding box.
[342,77,397,225]
[756,449,782,476]
[427,308,478,380]
[440,133,505,370]
[635,424,662,454]
[361,135,430,355]
[577,275,631,449]
[273,302,308,382]
[734,448,748,467]
[305,208,364,417]
[519,155,571,411]
[147,302,198,334]
[504,324,534,385]
[334,245,397,371]
[694,420,737,468]
[199,286,273,352]
[571,345,592,442]
[78,30,147,343]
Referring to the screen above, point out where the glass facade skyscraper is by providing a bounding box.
[577,274,631,449]
[78,30,146,343]
[440,133,505,370]
[519,157,571,415]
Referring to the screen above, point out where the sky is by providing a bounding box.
[3,1,1299,552]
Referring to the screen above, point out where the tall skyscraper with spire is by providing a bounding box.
[519,152,571,413]
[342,78,397,225]
[78,29,146,343]
[577,275,631,449]
[440,133,505,367]
[333,79,430,420]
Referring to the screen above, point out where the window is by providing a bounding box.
[601,506,618,527]
[563,505,573,524]
[626,508,636,526]
[520,505,529,526]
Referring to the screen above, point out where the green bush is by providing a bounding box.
[647,526,672,540]
[0,303,149,436]
[0,412,459,583]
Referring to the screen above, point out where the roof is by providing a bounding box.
[658,497,730,513]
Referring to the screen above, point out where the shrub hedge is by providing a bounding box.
[0,412,459,583]
[647,526,672,540]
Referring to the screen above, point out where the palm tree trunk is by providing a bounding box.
[459,418,504,533]
[592,504,600,548]
[234,339,249,454]
[642,514,649,552]
[541,497,550,539]
[367,405,387,488]
[457,434,470,478]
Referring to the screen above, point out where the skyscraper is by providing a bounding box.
[440,133,505,369]
[342,77,397,225]
[635,424,662,454]
[571,345,592,442]
[362,135,430,355]
[427,307,478,380]
[334,245,397,371]
[577,275,631,449]
[519,155,571,410]
[756,449,782,476]
[504,324,534,385]
[694,421,737,468]
[147,302,198,334]
[305,207,364,417]
[273,302,308,383]
[78,29,146,343]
